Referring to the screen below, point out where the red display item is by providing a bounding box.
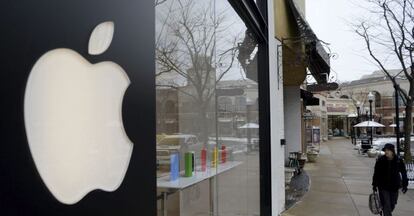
[201,148,207,172]
[221,145,227,163]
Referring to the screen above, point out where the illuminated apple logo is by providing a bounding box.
[24,21,133,205]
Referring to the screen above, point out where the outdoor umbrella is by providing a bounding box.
[238,123,259,129]
[353,121,385,128]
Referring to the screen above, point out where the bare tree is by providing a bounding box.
[155,0,239,143]
[341,88,369,111]
[355,0,414,161]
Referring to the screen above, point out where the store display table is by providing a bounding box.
[157,161,242,216]
[157,161,242,190]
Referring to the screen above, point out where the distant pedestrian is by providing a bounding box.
[372,143,408,216]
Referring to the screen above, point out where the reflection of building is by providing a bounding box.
[156,79,258,138]
[216,80,258,137]
[156,88,179,134]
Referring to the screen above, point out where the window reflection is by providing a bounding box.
[156,0,260,215]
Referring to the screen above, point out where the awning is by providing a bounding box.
[347,113,358,118]
[287,0,330,84]
[301,89,319,106]
[354,121,385,128]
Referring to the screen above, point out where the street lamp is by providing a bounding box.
[394,85,401,156]
[356,101,361,119]
[356,101,361,138]
[368,92,374,120]
[402,110,406,135]
[368,92,375,144]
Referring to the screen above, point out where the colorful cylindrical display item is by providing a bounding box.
[221,145,227,164]
[201,148,207,172]
[170,152,179,181]
[184,152,194,177]
[212,147,218,168]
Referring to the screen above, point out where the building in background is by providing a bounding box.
[326,97,356,137]
[306,93,328,141]
[340,69,410,135]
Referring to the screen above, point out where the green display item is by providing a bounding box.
[184,152,193,177]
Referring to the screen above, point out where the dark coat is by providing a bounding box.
[372,155,408,191]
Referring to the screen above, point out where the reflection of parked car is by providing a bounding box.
[156,134,204,172]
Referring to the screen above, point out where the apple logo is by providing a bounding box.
[23,21,133,205]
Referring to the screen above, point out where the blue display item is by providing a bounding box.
[170,152,180,181]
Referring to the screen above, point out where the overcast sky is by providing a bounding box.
[306,0,395,82]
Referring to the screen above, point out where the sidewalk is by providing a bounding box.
[282,138,414,216]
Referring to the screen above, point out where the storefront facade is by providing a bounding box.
[155,0,271,215]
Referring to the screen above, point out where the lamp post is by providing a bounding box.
[356,101,361,138]
[402,110,406,137]
[368,92,375,144]
[394,85,401,156]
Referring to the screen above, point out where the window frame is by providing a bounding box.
[228,0,271,215]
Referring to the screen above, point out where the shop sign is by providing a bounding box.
[307,82,339,92]
[303,113,314,120]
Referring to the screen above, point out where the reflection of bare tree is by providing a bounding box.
[155,0,239,143]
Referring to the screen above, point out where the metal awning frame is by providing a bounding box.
[285,0,331,84]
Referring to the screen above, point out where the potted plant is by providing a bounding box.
[367,149,378,158]
[307,150,318,162]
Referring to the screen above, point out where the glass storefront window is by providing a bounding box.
[155,0,261,215]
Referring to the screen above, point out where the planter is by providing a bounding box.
[307,152,318,162]
[367,149,378,158]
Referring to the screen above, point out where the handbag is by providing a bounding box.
[369,190,382,215]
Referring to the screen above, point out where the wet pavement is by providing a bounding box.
[282,138,414,216]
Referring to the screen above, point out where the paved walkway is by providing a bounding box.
[282,138,414,216]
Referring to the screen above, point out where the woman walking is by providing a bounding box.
[372,143,408,216]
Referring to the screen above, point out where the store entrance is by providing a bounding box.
[328,116,346,137]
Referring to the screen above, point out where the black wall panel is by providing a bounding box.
[0,0,155,215]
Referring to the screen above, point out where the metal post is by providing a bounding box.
[369,101,373,144]
[395,85,401,156]
[246,104,251,152]
[369,101,373,121]
[357,106,360,138]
